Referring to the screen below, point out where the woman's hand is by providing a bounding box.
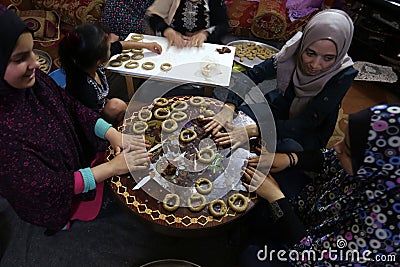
[123,134,148,152]
[144,42,162,54]
[91,148,151,183]
[110,149,150,176]
[247,149,292,173]
[105,127,123,155]
[242,166,284,203]
[213,123,249,150]
[105,128,148,155]
[164,28,186,48]
[203,104,235,135]
[214,123,259,150]
[112,148,150,175]
[187,30,208,47]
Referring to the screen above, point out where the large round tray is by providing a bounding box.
[227,40,279,68]
[107,96,258,235]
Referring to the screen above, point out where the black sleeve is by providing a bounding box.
[225,73,256,108]
[295,150,324,172]
[110,41,122,57]
[225,58,277,108]
[244,57,277,85]
[269,198,306,246]
[207,0,229,43]
[274,68,358,144]
[148,14,169,36]
[66,81,99,111]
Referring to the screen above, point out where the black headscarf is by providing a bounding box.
[0,4,32,78]
[348,107,372,172]
[349,108,372,171]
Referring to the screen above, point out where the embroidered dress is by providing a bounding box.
[86,65,109,109]
[147,0,229,44]
[65,42,122,111]
[172,0,210,33]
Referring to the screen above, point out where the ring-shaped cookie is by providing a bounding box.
[187,193,206,212]
[197,148,216,164]
[153,97,169,107]
[117,54,131,61]
[179,128,197,142]
[162,119,178,133]
[195,177,213,194]
[131,53,144,60]
[189,96,205,106]
[38,58,46,64]
[124,61,139,69]
[160,62,172,72]
[132,121,148,134]
[132,48,144,53]
[163,193,180,212]
[208,199,227,217]
[109,59,123,67]
[138,109,152,121]
[39,64,49,71]
[131,33,144,41]
[171,100,188,111]
[142,61,155,70]
[171,111,187,122]
[154,108,170,120]
[228,193,249,213]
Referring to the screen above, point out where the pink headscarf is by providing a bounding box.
[275,9,354,118]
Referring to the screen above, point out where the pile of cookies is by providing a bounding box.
[108,33,172,72]
[232,42,276,62]
[36,54,50,73]
[163,177,249,218]
[123,96,250,217]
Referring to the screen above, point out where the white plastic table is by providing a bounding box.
[105,33,236,98]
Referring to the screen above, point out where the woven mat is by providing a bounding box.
[353,61,398,83]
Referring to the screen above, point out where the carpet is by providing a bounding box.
[0,184,240,267]
[353,61,398,83]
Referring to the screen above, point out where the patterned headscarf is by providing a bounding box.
[291,104,400,266]
[275,9,354,118]
[0,4,32,78]
[355,104,400,178]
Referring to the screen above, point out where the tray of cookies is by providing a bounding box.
[107,96,259,235]
[33,49,52,73]
[227,40,279,68]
